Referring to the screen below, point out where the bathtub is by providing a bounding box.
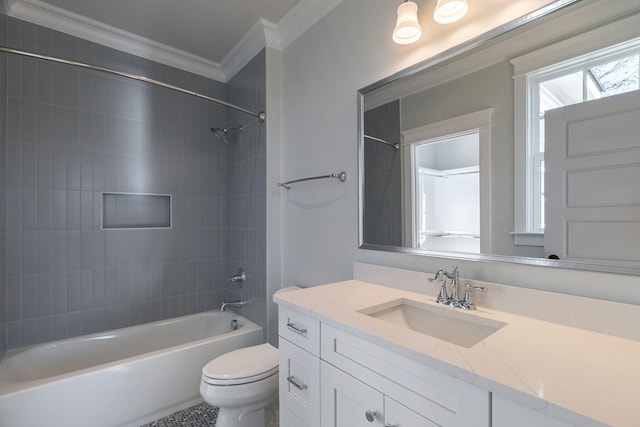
[0,311,263,427]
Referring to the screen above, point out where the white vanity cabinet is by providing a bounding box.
[278,305,490,427]
[321,323,490,427]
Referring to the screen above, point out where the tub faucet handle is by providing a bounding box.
[228,268,246,285]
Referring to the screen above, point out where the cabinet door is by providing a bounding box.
[279,337,320,427]
[384,397,439,427]
[321,361,384,427]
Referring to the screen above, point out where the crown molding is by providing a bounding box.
[6,0,345,82]
[6,0,227,81]
[220,18,269,81]
[219,0,345,79]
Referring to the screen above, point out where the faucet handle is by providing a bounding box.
[429,274,449,304]
[429,269,445,283]
[461,283,487,310]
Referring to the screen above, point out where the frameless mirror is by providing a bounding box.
[359,0,640,275]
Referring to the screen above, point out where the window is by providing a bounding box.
[512,33,640,245]
[527,45,640,232]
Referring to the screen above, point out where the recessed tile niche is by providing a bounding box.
[102,193,172,229]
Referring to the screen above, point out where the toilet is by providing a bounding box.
[200,343,279,427]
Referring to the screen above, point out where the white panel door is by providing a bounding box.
[545,90,640,264]
[320,361,384,427]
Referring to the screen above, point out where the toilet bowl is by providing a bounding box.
[200,343,279,427]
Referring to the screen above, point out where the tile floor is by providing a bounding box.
[141,403,218,427]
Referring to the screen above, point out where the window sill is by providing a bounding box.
[510,232,544,247]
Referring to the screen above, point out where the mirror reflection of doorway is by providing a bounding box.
[414,132,480,253]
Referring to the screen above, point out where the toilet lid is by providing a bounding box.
[202,343,279,385]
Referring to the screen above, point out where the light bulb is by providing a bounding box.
[393,1,422,45]
[433,0,468,24]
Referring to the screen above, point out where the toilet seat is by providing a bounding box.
[202,343,279,386]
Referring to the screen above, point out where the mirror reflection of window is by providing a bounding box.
[527,41,640,233]
[414,132,480,253]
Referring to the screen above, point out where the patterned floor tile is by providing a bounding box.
[141,402,218,427]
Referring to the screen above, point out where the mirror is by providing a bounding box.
[359,0,640,275]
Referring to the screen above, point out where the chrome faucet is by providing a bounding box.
[220,299,250,312]
[430,266,488,309]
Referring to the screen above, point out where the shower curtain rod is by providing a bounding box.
[0,46,266,123]
[364,134,399,150]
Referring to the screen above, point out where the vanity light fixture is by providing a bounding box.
[433,0,468,24]
[393,0,422,45]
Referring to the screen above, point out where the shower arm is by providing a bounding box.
[0,45,266,123]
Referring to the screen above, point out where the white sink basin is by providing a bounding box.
[359,298,507,348]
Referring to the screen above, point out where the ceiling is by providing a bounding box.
[4,0,343,80]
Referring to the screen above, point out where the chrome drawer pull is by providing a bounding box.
[286,375,308,390]
[286,322,308,335]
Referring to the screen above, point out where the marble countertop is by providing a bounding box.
[274,280,640,427]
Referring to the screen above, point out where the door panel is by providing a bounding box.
[545,90,640,264]
[320,361,384,427]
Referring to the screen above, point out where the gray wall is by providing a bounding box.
[2,17,265,349]
[0,15,7,356]
[224,50,267,339]
[363,100,401,247]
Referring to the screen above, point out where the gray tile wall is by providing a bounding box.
[3,17,243,349]
[363,100,402,247]
[0,14,7,356]
[223,50,267,338]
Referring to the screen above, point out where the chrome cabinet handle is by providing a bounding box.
[365,410,376,422]
[385,424,397,427]
[286,322,307,335]
[286,375,308,390]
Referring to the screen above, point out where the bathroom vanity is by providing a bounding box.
[274,276,640,427]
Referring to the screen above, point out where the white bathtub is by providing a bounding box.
[0,311,263,427]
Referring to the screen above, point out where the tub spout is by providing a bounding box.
[220,300,250,312]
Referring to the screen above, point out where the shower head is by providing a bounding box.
[210,125,243,144]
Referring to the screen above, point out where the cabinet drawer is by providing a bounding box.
[279,337,321,427]
[279,306,320,356]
